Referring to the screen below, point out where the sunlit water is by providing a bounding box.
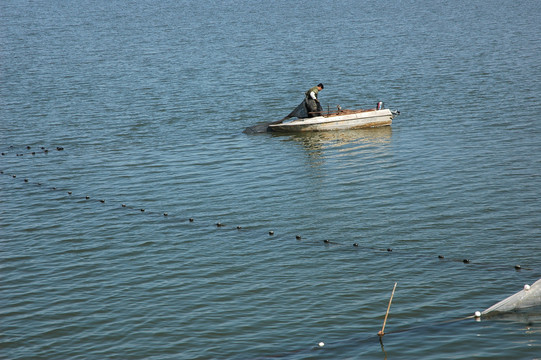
[1,0,541,359]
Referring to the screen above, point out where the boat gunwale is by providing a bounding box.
[270,108,393,128]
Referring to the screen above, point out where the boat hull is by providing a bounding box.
[268,109,395,132]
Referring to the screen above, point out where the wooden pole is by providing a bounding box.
[378,282,397,337]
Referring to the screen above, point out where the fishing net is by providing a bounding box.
[287,99,311,119]
[242,121,273,134]
[482,278,541,315]
[243,99,322,134]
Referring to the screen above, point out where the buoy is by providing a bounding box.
[318,342,324,347]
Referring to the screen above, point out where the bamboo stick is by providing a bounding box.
[378,282,397,336]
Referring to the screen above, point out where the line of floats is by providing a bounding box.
[1,145,535,274]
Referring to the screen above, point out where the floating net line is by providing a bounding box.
[2,145,539,274]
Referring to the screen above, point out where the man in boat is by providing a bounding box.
[305,83,324,117]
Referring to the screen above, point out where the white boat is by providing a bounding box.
[268,108,399,133]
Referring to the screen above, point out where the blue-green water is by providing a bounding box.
[1,0,541,359]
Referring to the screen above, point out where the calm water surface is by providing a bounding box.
[1,0,541,359]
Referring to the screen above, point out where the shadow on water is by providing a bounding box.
[482,308,541,326]
[267,127,393,176]
[271,127,392,156]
